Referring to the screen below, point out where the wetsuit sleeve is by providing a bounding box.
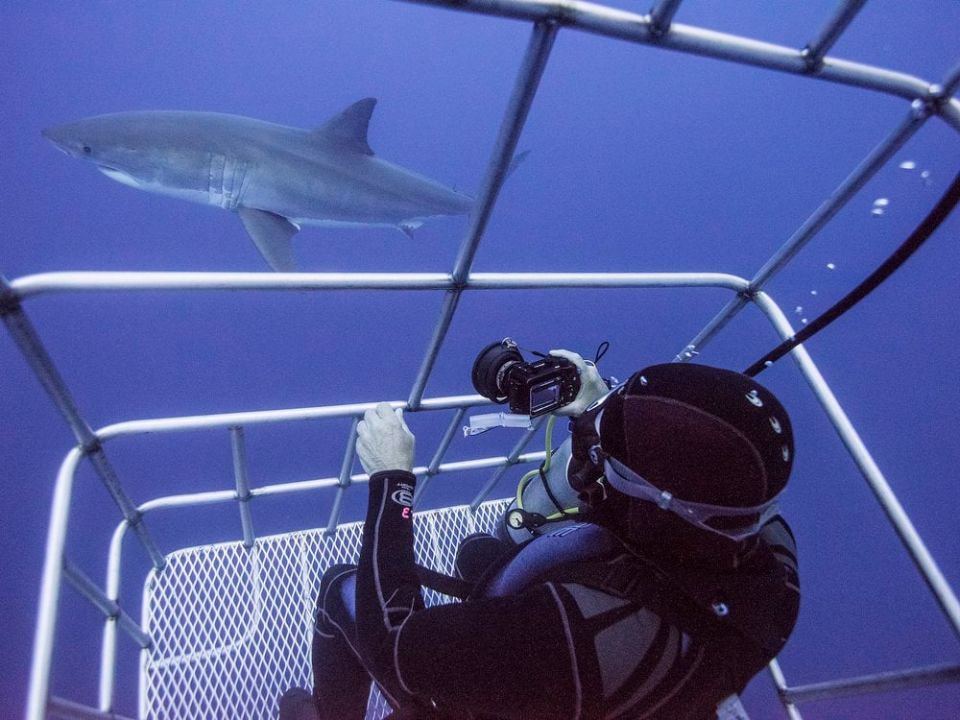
[355,471,592,717]
[355,470,424,710]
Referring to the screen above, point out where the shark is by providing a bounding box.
[42,99,476,271]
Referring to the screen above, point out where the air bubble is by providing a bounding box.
[827,263,836,270]
[899,160,917,170]
[873,197,889,207]
[801,318,808,325]
[871,207,885,217]
[810,290,818,296]
[795,306,803,314]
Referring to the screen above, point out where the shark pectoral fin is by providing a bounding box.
[238,207,300,272]
[399,220,423,240]
[314,98,377,156]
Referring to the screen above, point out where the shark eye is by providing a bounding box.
[82,145,92,154]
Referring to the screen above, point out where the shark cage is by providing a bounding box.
[4,1,960,719]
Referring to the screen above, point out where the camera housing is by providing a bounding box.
[471,339,581,417]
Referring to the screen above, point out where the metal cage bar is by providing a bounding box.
[416,407,468,506]
[782,662,960,705]
[676,101,929,361]
[470,415,547,510]
[325,418,362,532]
[1,280,166,573]
[47,696,136,720]
[397,0,958,110]
[409,20,558,408]
[61,562,151,650]
[767,659,804,720]
[649,0,684,37]
[750,290,960,641]
[802,0,868,69]
[231,427,256,549]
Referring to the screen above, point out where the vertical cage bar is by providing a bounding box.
[2,276,166,569]
[415,407,468,506]
[230,427,256,549]
[324,418,361,533]
[339,418,361,487]
[324,487,348,536]
[940,59,960,101]
[451,20,558,283]
[62,560,151,649]
[768,659,805,720]
[409,21,558,408]
[751,102,928,290]
[751,291,960,640]
[649,0,685,36]
[408,290,462,410]
[27,448,84,720]
[87,449,165,570]
[470,416,546,510]
[681,102,930,362]
[673,294,750,363]
[0,276,98,449]
[803,0,868,68]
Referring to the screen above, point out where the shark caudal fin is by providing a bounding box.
[399,220,424,239]
[238,207,300,272]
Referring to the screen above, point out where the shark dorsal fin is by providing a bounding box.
[314,98,376,155]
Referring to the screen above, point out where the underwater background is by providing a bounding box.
[1,1,959,717]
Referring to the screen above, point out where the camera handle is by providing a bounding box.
[463,412,534,437]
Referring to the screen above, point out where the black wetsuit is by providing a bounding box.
[286,470,800,720]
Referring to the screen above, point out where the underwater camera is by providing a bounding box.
[471,338,581,417]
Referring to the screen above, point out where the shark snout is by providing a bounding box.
[41,124,87,157]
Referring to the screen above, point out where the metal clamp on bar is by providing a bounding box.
[0,274,21,316]
[230,427,256,548]
[62,560,152,649]
[802,0,868,71]
[648,0,684,38]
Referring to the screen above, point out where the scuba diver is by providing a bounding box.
[280,349,800,720]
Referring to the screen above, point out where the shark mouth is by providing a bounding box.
[97,165,142,189]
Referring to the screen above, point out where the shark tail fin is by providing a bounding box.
[238,207,300,272]
[399,220,424,240]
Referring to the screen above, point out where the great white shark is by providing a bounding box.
[42,99,477,271]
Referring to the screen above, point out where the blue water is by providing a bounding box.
[2,1,959,718]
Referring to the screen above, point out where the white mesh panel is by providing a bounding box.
[143,499,510,720]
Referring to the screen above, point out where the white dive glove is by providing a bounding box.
[549,349,610,417]
[356,402,416,475]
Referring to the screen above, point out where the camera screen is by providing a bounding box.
[529,381,561,415]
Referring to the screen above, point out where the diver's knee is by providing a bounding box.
[454,532,507,582]
[315,563,357,633]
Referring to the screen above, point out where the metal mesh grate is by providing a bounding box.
[143,499,510,720]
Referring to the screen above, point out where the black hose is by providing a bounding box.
[745,170,960,377]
